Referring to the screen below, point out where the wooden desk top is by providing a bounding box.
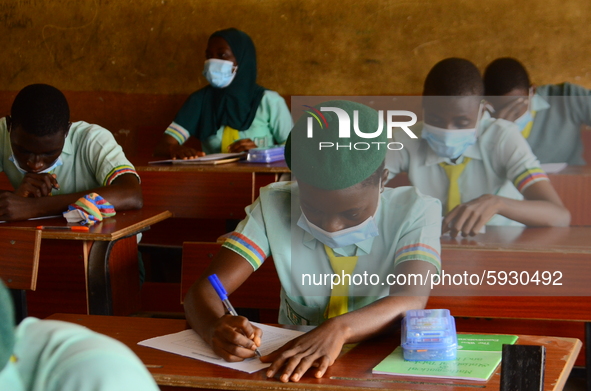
[441,225,591,254]
[0,209,172,241]
[549,165,591,176]
[132,157,290,174]
[47,314,581,391]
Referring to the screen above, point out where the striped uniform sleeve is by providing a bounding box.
[496,121,549,193]
[393,195,442,272]
[223,232,267,270]
[103,165,139,186]
[164,122,191,145]
[80,123,141,187]
[221,198,270,271]
[513,167,549,192]
[394,243,440,267]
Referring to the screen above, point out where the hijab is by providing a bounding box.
[182,28,266,140]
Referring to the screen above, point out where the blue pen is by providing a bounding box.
[208,274,262,358]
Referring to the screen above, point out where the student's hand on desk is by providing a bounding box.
[261,320,347,383]
[0,192,39,221]
[209,314,262,362]
[442,194,501,237]
[228,138,257,153]
[169,145,205,160]
[15,173,59,198]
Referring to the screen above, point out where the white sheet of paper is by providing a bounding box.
[149,152,245,164]
[540,162,567,174]
[138,323,304,373]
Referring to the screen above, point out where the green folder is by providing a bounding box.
[372,334,518,381]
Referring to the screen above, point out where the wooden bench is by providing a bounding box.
[0,228,42,322]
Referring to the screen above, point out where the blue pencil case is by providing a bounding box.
[401,309,457,361]
[246,145,285,163]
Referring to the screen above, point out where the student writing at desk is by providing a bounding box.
[184,100,441,383]
[484,57,591,165]
[386,58,570,237]
[154,28,292,159]
[0,84,142,221]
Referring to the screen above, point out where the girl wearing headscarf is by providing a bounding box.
[155,28,292,159]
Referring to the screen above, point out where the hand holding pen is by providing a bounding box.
[208,274,262,358]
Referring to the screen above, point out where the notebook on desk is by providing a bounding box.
[372,334,518,381]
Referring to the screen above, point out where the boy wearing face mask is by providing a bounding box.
[184,100,441,383]
[484,57,591,165]
[386,58,570,237]
[0,83,142,221]
[154,28,292,159]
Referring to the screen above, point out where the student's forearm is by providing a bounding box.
[496,197,571,227]
[184,278,228,343]
[327,294,428,344]
[154,134,179,157]
[26,183,142,217]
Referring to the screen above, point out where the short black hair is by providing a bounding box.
[423,58,484,96]
[483,57,531,96]
[10,84,70,136]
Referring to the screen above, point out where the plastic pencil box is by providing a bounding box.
[246,145,285,163]
[401,309,457,361]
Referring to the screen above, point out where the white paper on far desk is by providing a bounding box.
[149,152,245,164]
[138,323,304,373]
[0,214,62,224]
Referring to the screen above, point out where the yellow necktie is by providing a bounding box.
[221,126,240,152]
[521,111,537,139]
[323,245,358,319]
[439,157,472,214]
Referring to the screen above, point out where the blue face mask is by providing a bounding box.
[422,125,477,159]
[422,103,483,159]
[202,59,237,88]
[297,198,380,249]
[8,154,63,175]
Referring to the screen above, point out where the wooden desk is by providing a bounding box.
[132,158,290,220]
[46,314,580,391]
[0,209,172,317]
[435,226,591,297]
[430,226,591,389]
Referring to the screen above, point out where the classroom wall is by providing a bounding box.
[1,0,590,96]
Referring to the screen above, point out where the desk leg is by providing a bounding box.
[87,233,143,316]
[586,321,591,391]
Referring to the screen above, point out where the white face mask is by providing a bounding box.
[297,189,381,249]
[421,102,483,159]
[8,154,63,175]
[202,59,238,88]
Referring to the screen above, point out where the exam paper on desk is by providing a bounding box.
[138,323,304,373]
